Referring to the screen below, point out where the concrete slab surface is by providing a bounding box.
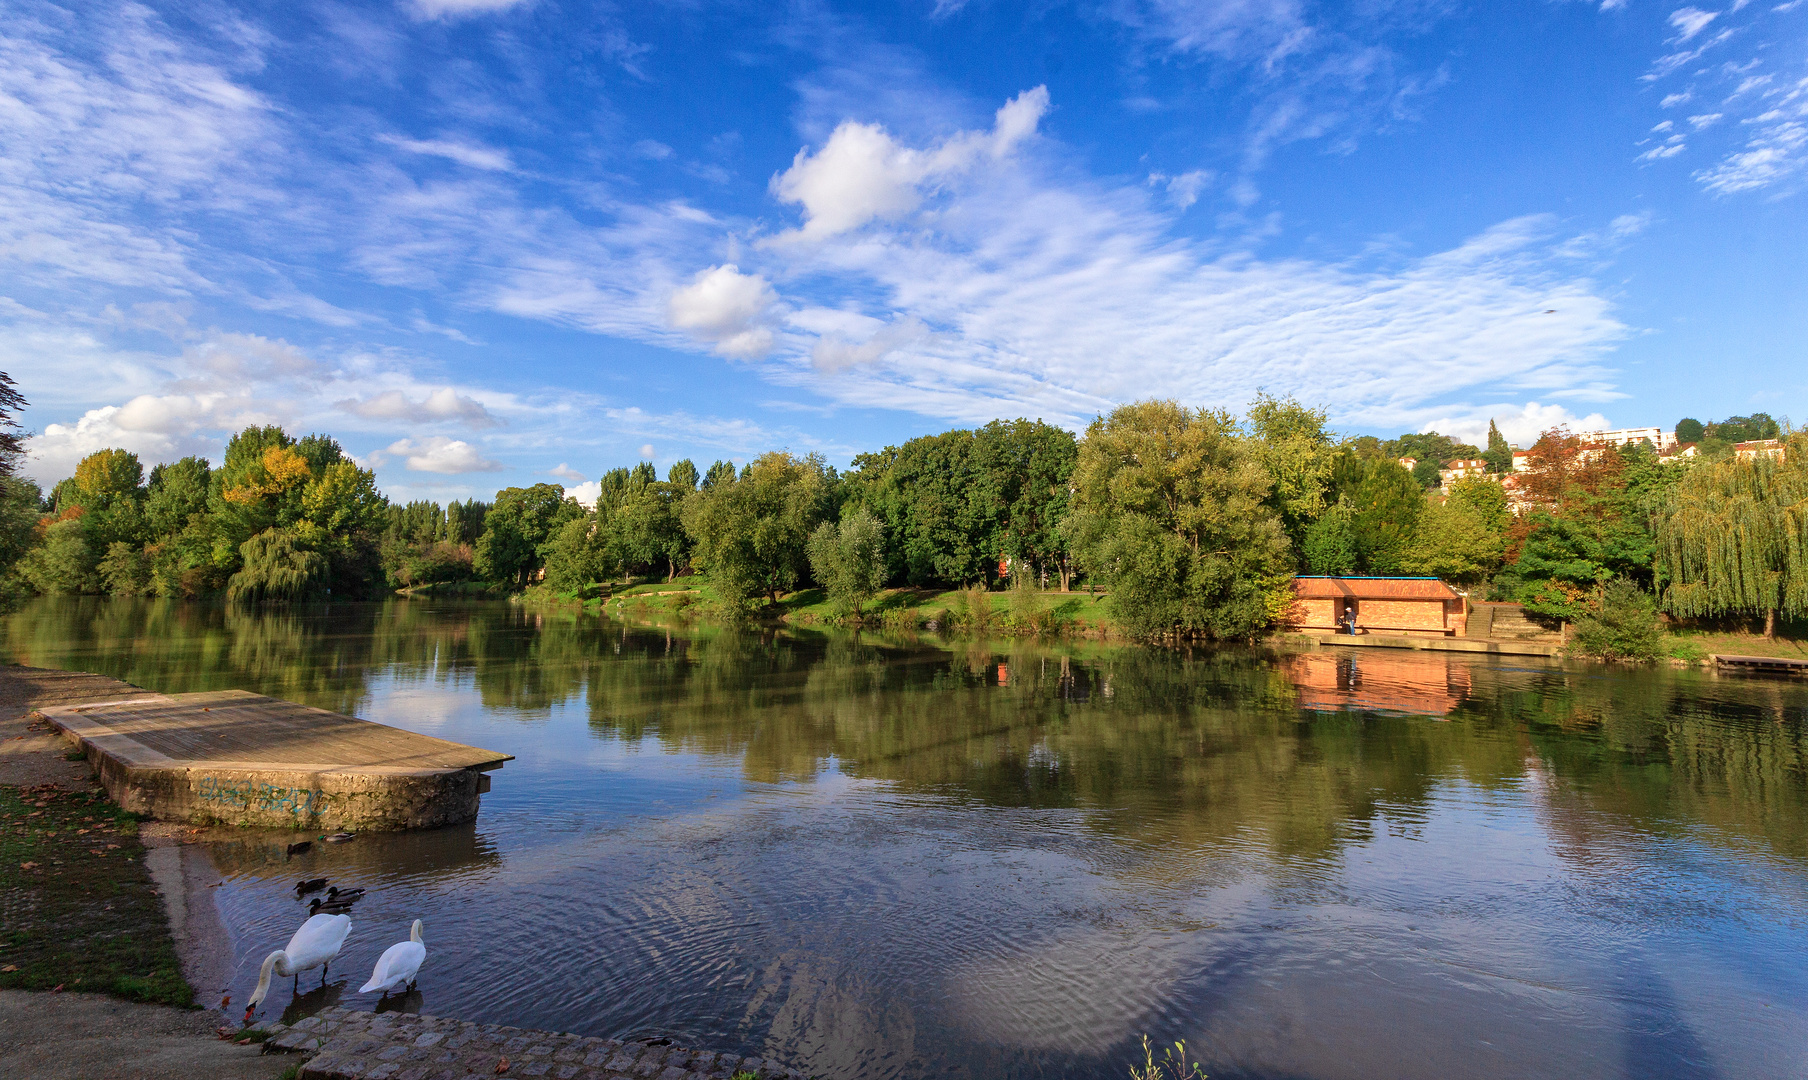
[40,691,512,831]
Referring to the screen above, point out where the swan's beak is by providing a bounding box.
[242,1004,254,1023]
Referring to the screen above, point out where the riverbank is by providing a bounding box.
[0,664,291,1079]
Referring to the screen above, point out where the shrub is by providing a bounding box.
[1568,579,1663,662]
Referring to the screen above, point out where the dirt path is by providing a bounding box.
[0,664,288,1080]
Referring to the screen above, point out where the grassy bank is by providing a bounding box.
[0,782,190,1005]
[519,571,1121,637]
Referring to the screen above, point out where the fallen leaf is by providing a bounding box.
[19,862,36,870]
[50,983,63,993]
[1,964,17,973]
[495,1056,510,1074]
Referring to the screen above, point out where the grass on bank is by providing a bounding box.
[522,570,1118,637]
[0,782,192,1006]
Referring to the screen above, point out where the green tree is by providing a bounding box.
[807,507,887,616]
[1655,434,1808,637]
[1446,477,1510,535]
[1401,498,1503,585]
[227,528,329,602]
[1568,579,1663,662]
[145,457,212,538]
[541,515,608,593]
[1061,400,1292,640]
[701,460,737,491]
[475,484,581,586]
[667,459,700,492]
[1245,393,1336,564]
[610,482,689,581]
[1302,500,1358,575]
[1483,419,1514,474]
[1675,418,1705,444]
[17,517,99,593]
[0,371,26,481]
[97,541,152,594]
[1350,460,1422,572]
[681,451,833,606]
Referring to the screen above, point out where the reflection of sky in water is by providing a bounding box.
[8,598,1808,1079]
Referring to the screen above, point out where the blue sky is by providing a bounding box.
[4,0,1804,503]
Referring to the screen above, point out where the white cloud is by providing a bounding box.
[28,405,219,486]
[638,443,654,458]
[545,462,587,483]
[380,135,513,172]
[1661,91,1694,107]
[1668,7,1720,42]
[335,388,498,426]
[1637,142,1688,161]
[633,140,674,160]
[1695,76,1808,193]
[563,480,600,508]
[1689,112,1725,128]
[374,436,503,474]
[1417,402,1615,451]
[408,0,533,20]
[768,87,1048,242]
[1149,169,1212,209]
[667,264,779,358]
[810,316,932,372]
[1651,120,1676,133]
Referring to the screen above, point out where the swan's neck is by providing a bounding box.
[249,950,284,1006]
[410,920,424,944]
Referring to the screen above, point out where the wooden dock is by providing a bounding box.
[38,689,511,831]
[1713,653,1808,675]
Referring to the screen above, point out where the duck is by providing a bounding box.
[359,920,427,996]
[244,912,352,1021]
[321,831,356,844]
[308,897,357,915]
[285,840,312,858]
[294,878,328,896]
[325,886,365,902]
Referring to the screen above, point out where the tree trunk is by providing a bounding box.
[1766,607,1777,639]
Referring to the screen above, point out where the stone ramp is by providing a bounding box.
[260,1007,804,1080]
[39,690,511,831]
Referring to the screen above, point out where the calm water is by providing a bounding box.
[8,596,1808,1080]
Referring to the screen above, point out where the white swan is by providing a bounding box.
[246,913,352,1016]
[359,920,426,995]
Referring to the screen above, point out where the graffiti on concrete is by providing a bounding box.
[197,776,322,817]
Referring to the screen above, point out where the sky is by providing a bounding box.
[3,0,1804,503]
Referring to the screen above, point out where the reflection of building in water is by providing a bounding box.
[1282,651,1473,717]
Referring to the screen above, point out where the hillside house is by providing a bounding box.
[1736,439,1785,461]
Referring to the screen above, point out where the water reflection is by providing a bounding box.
[7,596,1808,1080]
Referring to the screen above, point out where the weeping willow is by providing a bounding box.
[1655,435,1808,635]
[227,528,329,603]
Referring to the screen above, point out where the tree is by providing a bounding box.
[1446,477,1510,536]
[667,459,700,492]
[17,516,99,594]
[681,451,833,607]
[227,529,329,602]
[145,457,212,538]
[541,516,609,593]
[1302,500,1358,575]
[807,508,887,616]
[1675,418,1705,445]
[1655,434,1808,637]
[1568,579,1663,661]
[0,370,26,480]
[611,482,689,581]
[1483,419,1513,474]
[1401,498,1503,585]
[701,460,737,491]
[1061,400,1292,640]
[475,484,581,586]
[1350,460,1422,572]
[1246,393,1336,564]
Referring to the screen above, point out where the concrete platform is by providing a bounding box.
[38,690,511,831]
[1300,632,1562,657]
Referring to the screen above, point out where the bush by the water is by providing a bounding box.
[1568,579,1663,662]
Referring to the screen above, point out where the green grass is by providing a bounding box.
[0,784,192,1006]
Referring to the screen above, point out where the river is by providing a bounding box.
[6,596,1806,1079]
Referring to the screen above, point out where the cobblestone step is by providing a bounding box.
[256,1006,804,1080]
